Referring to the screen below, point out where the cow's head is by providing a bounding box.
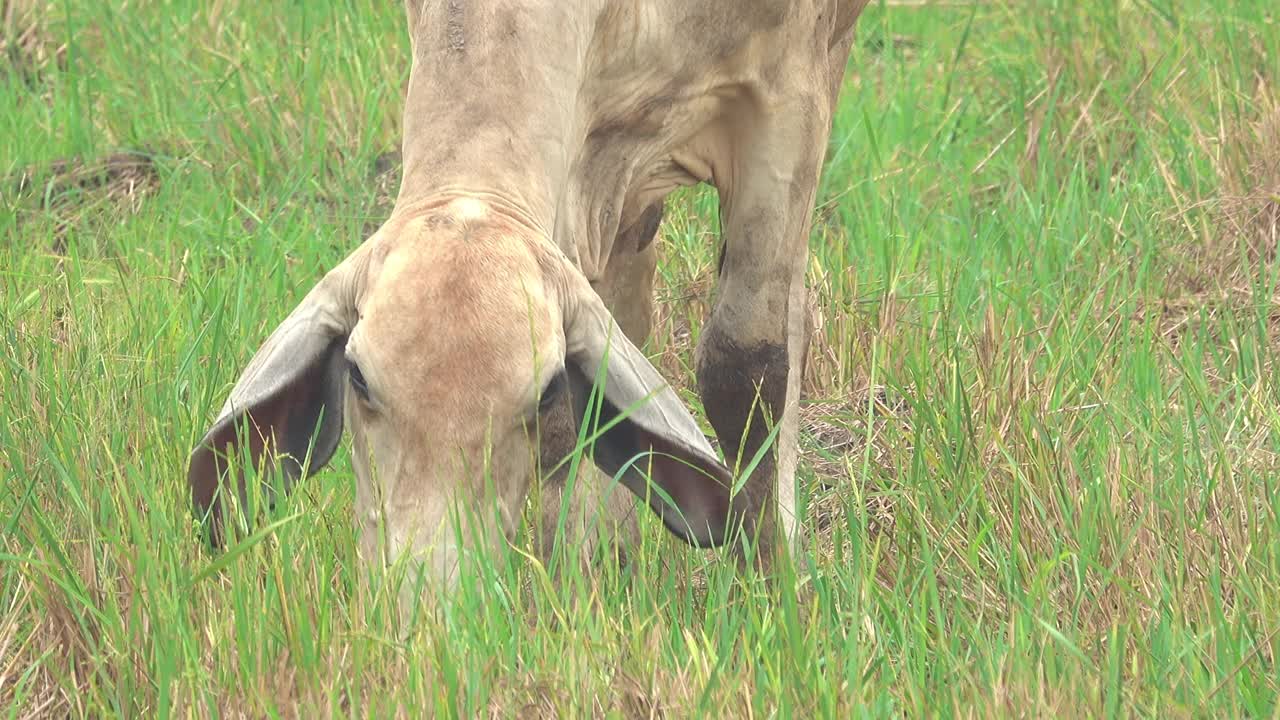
[187,200,743,595]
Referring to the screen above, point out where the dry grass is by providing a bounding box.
[1,0,65,87]
[10,151,158,252]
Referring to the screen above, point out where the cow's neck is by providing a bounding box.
[395,77,573,241]
[395,3,595,254]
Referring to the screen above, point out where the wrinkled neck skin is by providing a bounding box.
[395,1,595,266]
[393,0,789,280]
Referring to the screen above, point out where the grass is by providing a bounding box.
[3,0,1280,716]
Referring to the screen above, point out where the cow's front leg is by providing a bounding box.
[696,91,834,567]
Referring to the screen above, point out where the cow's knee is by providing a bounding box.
[695,316,792,555]
[696,321,790,459]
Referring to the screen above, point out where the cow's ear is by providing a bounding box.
[187,265,359,545]
[562,283,748,548]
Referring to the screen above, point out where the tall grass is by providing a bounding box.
[3,0,1279,716]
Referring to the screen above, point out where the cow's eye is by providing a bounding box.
[347,359,371,401]
[538,370,567,413]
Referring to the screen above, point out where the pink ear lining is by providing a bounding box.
[188,404,290,545]
[189,371,332,540]
[628,431,745,548]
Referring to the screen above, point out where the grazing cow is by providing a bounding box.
[188,0,868,599]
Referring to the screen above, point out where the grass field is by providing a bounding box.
[4,0,1280,716]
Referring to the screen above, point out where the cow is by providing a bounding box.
[187,0,869,604]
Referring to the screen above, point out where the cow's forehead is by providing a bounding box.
[351,214,562,389]
[375,216,550,304]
